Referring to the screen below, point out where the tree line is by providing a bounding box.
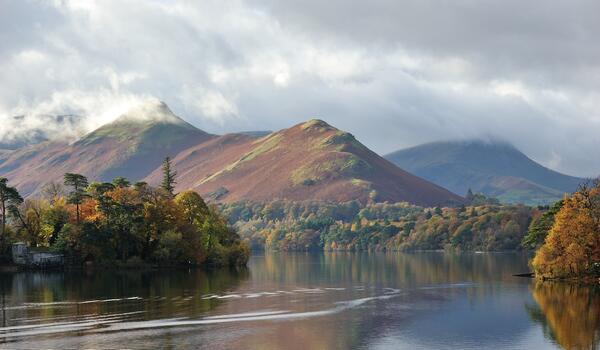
[221,200,535,252]
[0,157,249,267]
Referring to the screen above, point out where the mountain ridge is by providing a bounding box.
[385,140,587,205]
[0,108,463,206]
[143,119,463,206]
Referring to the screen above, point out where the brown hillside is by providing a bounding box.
[0,102,213,196]
[144,119,464,206]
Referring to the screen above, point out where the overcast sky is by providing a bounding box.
[1,0,599,177]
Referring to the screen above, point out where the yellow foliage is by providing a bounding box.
[530,281,600,349]
[533,183,600,278]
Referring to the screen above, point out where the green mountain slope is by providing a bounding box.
[385,140,587,205]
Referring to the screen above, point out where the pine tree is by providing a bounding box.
[64,173,89,225]
[161,156,177,197]
[0,177,23,246]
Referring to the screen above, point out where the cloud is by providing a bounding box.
[0,0,599,177]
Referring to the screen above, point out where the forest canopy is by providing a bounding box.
[0,165,249,267]
[221,200,537,252]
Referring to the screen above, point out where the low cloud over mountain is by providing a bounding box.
[1,1,599,176]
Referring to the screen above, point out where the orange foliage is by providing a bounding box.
[530,281,600,349]
[107,187,141,205]
[533,182,600,278]
[80,198,101,222]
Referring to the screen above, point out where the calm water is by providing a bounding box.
[0,252,598,349]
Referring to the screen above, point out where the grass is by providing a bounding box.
[351,178,372,189]
[290,152,373,186]
[202,134,283,184]
[300,119,332,132]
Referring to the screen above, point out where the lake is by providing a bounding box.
[0,252,598,349]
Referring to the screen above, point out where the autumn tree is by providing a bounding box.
[41,182,65,205]
[64,173,89,225]
[4,176,248,267]
[532,180,600,278]
[11,199,47,247]
[175,191,209,225]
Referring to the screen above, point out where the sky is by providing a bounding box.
[1,0,599,177]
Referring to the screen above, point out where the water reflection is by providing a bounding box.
[0,253,597,350]
[0,268,248,330]
[258,251,530,285]
[527,281,600,350]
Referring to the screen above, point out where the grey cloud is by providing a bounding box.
[250,0,600,88]
[0,0,598,177]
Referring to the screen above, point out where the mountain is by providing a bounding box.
[0,101,212,196]
[385,140,587,205]
[1,105,462,206]
[143,119,463,206]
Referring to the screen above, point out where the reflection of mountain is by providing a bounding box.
[527,281,600,349]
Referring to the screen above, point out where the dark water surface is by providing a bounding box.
[0,252,598,349]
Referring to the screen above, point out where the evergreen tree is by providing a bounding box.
[161,156,177,197]
[0,178,23,246]
[112,177,131,188]
[522,200,564,249]
[64,173,89,225]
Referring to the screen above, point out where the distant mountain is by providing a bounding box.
[0,101,212,196]
[1,105,462,206]
[143,119,463,206]
[0,114,82,149]
[385,140,587,205]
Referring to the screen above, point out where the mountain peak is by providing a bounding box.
[111,100,188,126]
[299,119,334,132]
[386,139,586,205]
[139,119,463,206]
[76,100,207,147]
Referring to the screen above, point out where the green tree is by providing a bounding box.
[522,200,564,249]
[43,199,70,245]
[0,178,23,246]
[112,177,131,188]
[87,182,115,198]
[64,173,89,225]
[161,156,177,197]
